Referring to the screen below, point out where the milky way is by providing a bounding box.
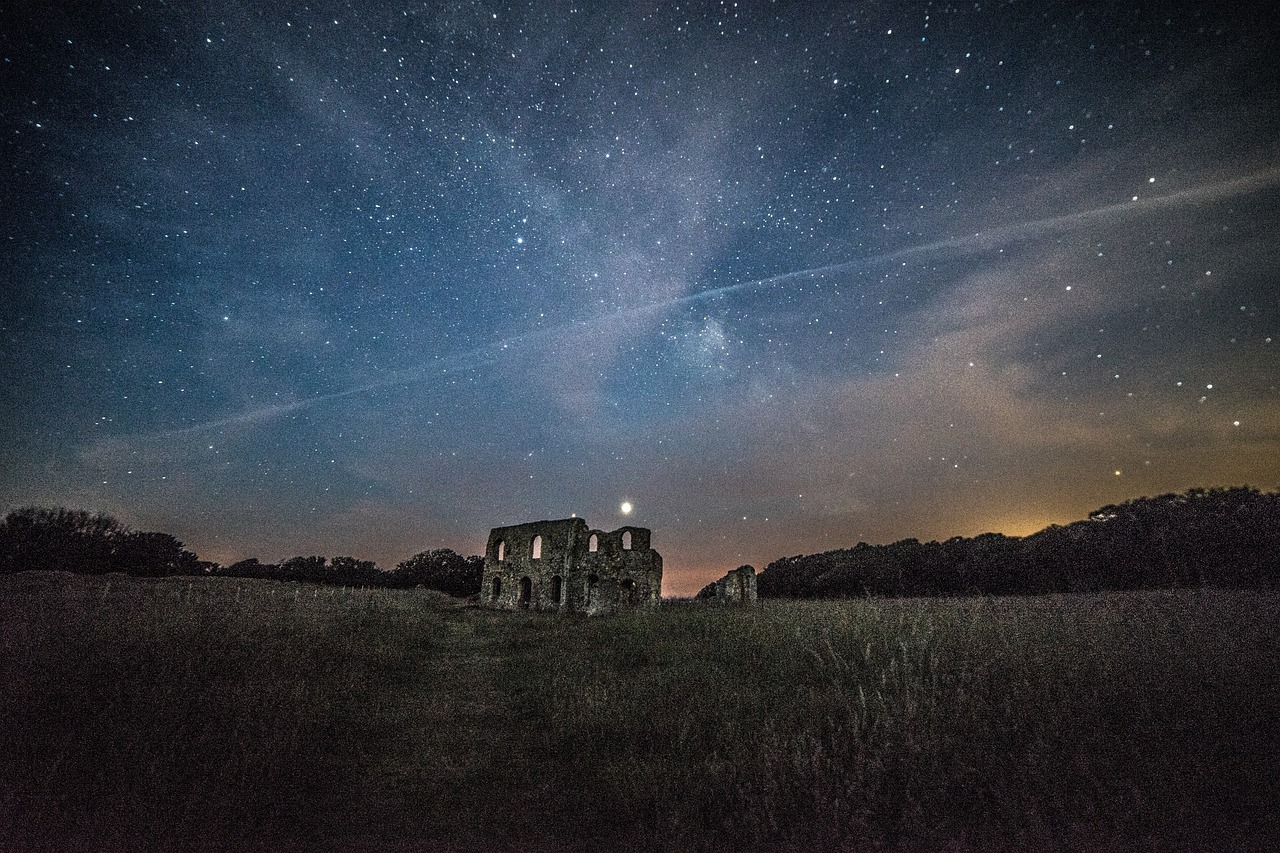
[3,1,1278,593]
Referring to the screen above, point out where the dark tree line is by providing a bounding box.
[0,506,484,596]
[7,486,1276,602]
[211,549,483,594]
[212,555,385,587]
[0,507,209,577]
[758,487,1280,598]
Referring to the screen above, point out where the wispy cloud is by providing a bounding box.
[112,167,1280,443]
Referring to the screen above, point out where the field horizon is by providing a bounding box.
[4,571,1279,851]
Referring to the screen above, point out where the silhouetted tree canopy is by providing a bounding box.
[213,558,279,580]
[0,506,205,576]
[329,555,382,586]
[230,555,384,586]
[758,487,1280,598]
[392,549,483,596]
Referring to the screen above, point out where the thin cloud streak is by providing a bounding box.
[136,168,1280,440]
[682,167,1280,303]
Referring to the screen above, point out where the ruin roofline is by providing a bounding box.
[487,517,653,537]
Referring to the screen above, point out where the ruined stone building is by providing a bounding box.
[697,564,758,605]
[480,517,663,615]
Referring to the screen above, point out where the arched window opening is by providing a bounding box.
[491,576,502,600]
[588,533,599,553]
[551,575,563,605]
[531,535,542,560]
[621,577,636,604]
[586,573,599,606]
[621,530,632,550]
[519,576,532,606]
[496,540,506,562]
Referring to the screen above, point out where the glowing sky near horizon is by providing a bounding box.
[3,1,1278,595]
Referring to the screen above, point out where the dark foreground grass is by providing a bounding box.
[2,572,1278,851]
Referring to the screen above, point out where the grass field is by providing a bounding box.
[2,572,1278,851]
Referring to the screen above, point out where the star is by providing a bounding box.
[0,0,1275,596]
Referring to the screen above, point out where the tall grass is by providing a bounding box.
[0,572,450,851]
[3,573,1278,851]
[514,593,1280,850]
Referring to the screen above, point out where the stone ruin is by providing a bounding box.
[480,517,662,616]
[697,564,758,605]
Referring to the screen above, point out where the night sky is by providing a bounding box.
[3,1,1278,595]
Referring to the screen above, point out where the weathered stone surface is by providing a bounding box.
[480,518,662,615]
[696,564,758,605]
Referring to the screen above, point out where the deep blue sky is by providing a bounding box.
[3,1,1277,594]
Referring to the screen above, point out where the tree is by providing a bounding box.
[393,549,482,596]
[756,487,1280,598]
[328,555,381,586]
[278,556,328,584]
[113,530,203,577]
[0,506,206,577]
[0,506,123,574]
[215,558,279,580]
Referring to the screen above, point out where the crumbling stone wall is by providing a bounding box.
[697,564,758,605]
[481,517,662,615]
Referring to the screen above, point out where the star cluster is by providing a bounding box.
[3,1,1277,593]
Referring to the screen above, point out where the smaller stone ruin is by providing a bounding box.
[697,564,758,605]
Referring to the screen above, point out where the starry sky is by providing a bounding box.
[3,1,1278,595]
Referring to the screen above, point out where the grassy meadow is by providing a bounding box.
[2,572,1278,851]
